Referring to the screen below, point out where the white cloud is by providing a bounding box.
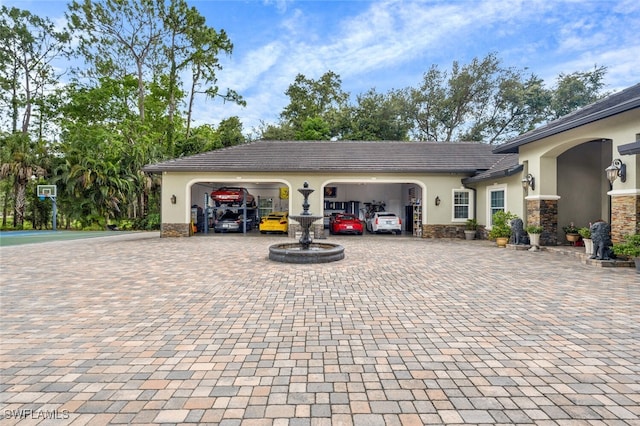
[220,42,286,91]
[612,0,640,14]
[5,0,636,138]
[171,0,640,133]
[263,0,293,14]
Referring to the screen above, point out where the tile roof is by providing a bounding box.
[461,154,521,184]
[494,83,640,154]
[143,140,509,175]
[618,141,640,156]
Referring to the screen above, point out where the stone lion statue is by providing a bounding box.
[590,221,612,260]
[510,218,529,245]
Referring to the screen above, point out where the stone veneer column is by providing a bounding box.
[287,222,326,239]
[526,198,558,246]
[610,194,640,243]
[161,223,190,237]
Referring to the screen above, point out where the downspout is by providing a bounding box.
[464,185,477,220]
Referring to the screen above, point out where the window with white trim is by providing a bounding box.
[452,189,472,221]
[488,187,506,226]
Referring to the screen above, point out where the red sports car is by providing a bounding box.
[330,213,363,235]
[211,187,256,207]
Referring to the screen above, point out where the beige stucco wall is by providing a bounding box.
[159,107,637,238]
[515,107,639,239]
[518,108,639,195]
[472,174,524,227]
[160,170,492,230]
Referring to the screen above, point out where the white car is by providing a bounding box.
[367,212,402,234]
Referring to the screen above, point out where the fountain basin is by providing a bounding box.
[269,242,345,264]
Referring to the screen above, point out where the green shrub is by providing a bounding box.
[488,211,517,239]
[562,223,579,234]
[132,213,161,230]
[117,220,134,231]
[525,225,543,234]
[147,213,161,229]
[578,227,591,239]
[612,234,640,258]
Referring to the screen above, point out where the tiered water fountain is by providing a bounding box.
[269,182,344,263]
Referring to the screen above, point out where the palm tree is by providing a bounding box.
[0,133,46,228]
[55,155,133,227]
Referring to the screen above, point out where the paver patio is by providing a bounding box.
[0,232,638,425]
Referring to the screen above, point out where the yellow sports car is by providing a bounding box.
[259,212,288,234]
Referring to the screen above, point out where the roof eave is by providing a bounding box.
[143,166,483,174]
[493,98,640,154]
[618,141,640,156]
[462,164,524,185]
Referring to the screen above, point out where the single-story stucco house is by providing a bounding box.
[143,83,639,245]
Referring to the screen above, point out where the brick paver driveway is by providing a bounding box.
[1,232,638,425]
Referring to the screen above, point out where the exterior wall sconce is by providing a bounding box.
[435,196,441,206]
[605,159,626,184]
[170,194,177,204]
[521,173,535,191]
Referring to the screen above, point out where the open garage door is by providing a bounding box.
[321,182,424,235]
[189,181,290,235]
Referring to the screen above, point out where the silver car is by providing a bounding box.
[214,210,253,233]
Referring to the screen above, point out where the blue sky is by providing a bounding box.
[3,0,639,137]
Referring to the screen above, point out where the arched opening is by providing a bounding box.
[319,180,426,235]
[187,179,292,235]
[556,139,612,241]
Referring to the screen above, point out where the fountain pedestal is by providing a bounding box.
[269,182,344,264]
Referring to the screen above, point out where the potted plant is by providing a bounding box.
[578,226,593,256]
[464,218,478,240]
[612,234,640,273]
[562,222,580,244]
[525,225,543,250]
[489,211,517,247]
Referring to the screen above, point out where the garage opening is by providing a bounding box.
[321,182,424,236]
[185,180,425,238]
[189,181,290,235]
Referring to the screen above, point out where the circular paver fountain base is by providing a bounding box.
[269,242,345,264]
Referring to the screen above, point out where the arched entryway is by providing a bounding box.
[556,139,612,241]
[524,138,613,246]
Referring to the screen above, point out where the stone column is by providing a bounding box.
[161,223,190,237]
[526,197,559,246]
[610,194,640,243]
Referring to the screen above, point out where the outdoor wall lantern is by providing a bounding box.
[605,159,626,184]
[170,194,177,204]
[435,196,441,206]
[521,173,535,191]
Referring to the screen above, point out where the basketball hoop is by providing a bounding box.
[37,185,57,231]
[37,184,56,199]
